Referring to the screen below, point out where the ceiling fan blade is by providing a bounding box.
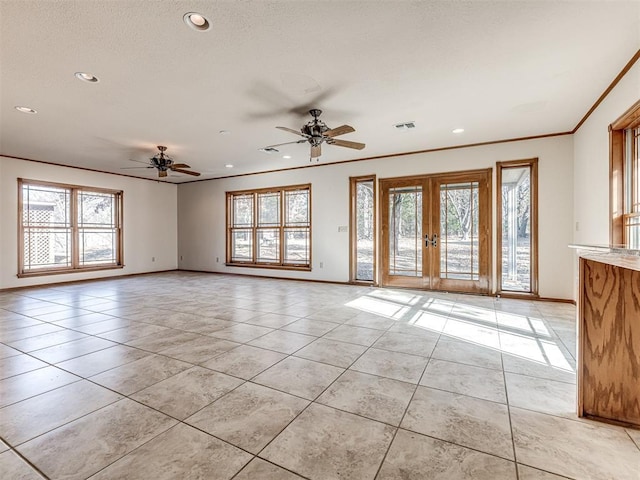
[311,144,321,158]
[159,170,168,178]
[266,140,308,148]
[323,125,355,138]
[276,126,305,136]
[128,158,153,165]
[120,166,153,170]
[328,139,366,150]
[172,168,201,176]
[171,163,191,169]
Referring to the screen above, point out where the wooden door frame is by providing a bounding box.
[378,168,492,294]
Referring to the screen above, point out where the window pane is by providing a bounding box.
[355,180,374,281]
[233,194,254,226]
[23,184,71,227]
[285,189,309,225]
[284,228,309,264]
[258,192,280,226]
[23,229,71,269]
[79,230,117,265]
[257,228,280,263]
[501,166,531,291]
[231,229,253,262]
[79,192,116,227]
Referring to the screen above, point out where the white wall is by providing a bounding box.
[178,135,574,300]
[573,60,640,245]
[0,156,178,289]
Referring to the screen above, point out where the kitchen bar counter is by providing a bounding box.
[570,244,640,427]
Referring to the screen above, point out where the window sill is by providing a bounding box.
[225,262,311,272]
[18,264,125,278]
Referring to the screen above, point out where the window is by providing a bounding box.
[226,184,311,269]
[19,179,123,276]
[350,175,376,283]
[610,100,640,247]
[496,158,538,295]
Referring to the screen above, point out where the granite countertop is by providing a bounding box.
[569,244,640,271]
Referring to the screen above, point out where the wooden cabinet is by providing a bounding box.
[577,253,640,427]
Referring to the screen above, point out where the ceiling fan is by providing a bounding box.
[267,109,365,160]
[122,146,201,178]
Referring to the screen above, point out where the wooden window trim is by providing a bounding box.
[610,99,640,245]
[349,175,377,285]
[496,158,539,297]
[18,178,124,278]
[226,184,311,269]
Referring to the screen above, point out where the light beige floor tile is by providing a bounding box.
[1,380,122,444]
[210,323,274,343]
[442,318,501,349]
[0,450,44,480]
[627,428,640,450]
[304,306,359,323]
[377,429,517,480]
[132,366,243,419]
[324,324,384,346]
[373,331,438,357]
[0,324,64,343]
[505,372,576,418]
[351,348,428,384]
[201,345,287,379]
[0,344,22,359]
[261,403,394,480]
[97,323,170,342]
[70,317,133,335]
[253,356,344,399]
[90,354,191,395]
[29,336,116,363]
[244,313,300,328]
[281,318,339,336]
[8,329,88,352]
[432,337,503,370]
[517,464,572,479]
[317,370,415,425]
[344,314,396,330]
[420,358,507,403]
[0,366,80,407]
[511,407,640,480]
[53,312,116,328]
[248,330,316,354]
[402,386,514,460]
[125,329,201,353]
[187,382,308,453]
[234,458,305,480]
[294,337,367,367]
[56,345,151,377]
[17,399,177,480]
[502,353,576,384]
[159,335,239,364]
[0,354,48,380]
[88,423,251,480]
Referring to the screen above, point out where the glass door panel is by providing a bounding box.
[380,180,425,288]
[439,181,480,281]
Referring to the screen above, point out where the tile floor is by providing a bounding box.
[0,272,639,479]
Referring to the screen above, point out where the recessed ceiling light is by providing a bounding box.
[283,155,291,159]
[74,72,99,83]
[452,128,465,134]
[225,164,234,168]
[15,106,37,114]
[219,130,231,135]
[183,12,211,31]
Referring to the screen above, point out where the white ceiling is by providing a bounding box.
[1,1,639,183]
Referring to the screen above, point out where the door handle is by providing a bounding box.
[425,234,438,247]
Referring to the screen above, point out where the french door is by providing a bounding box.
[380,169,492,294]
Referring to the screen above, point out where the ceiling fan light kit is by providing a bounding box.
[268,109,365,162]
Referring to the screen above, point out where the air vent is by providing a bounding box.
[394,122,416,130]
[259,147,279,154]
